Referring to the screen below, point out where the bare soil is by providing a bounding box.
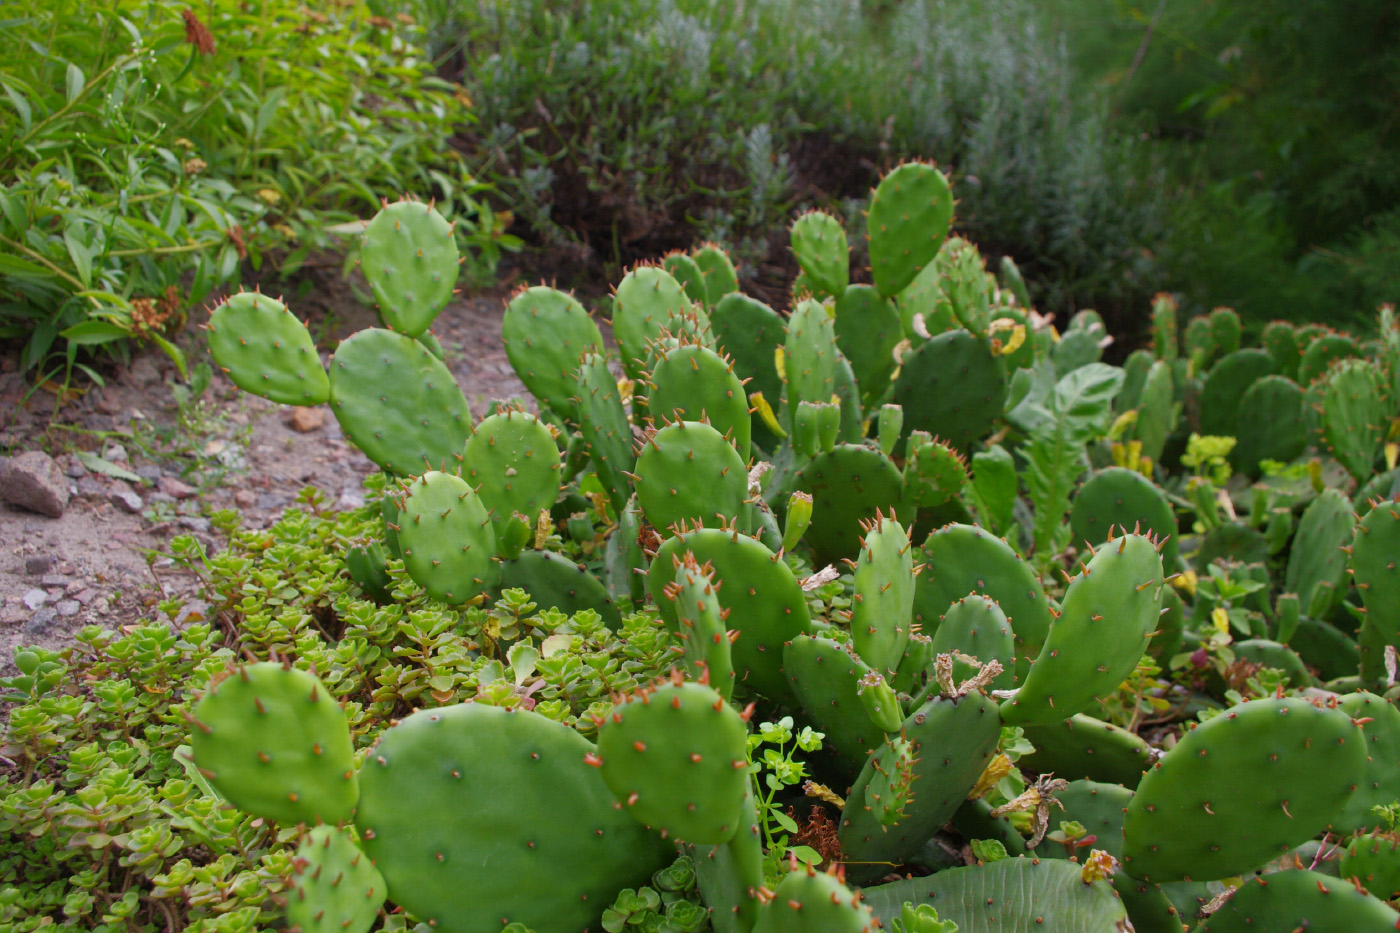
[0,276,533,672]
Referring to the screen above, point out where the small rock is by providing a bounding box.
[0,450,70,517]
[73,589,98,606]
[158,476,197,499]
[147,491,176,505]
[24,555,52,575]
[286,407,326,433]
[22,589,47,610]
[178,516,211,533]
[123,356,161,388]
[64,459,87,479]
[256,493,290,511]
[336,490,366,511]
[94,388,122,415]
[75,477,105,498]
[103,444,129,463]
[40,574,68,588]
[136,465,162,482]
[23,607,58,635]
[234,489,256,507]
[109,485,143,513]
[56,600,80,618]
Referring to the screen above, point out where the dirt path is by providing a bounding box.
[0,282,532,670]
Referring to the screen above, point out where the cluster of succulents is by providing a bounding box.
[187,169,1400,932]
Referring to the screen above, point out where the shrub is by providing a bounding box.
[0,1,514,382]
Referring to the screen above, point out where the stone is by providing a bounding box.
[256,493,290,511]
[64,459,87,479]
[178,516,211,534]
[109,485,143,513]
[157,476,197,499]
[123,356,161,388]
[336,490,366,511]
[136,465,162,482]
[24,555,52,575]
[75,477,105,498]
[0,451,70,517]
[234,489,256,507]
[102,444,129,463]
[56,600,80,618]
[285,407,325,433]
[40,575,68,588]
[23,607,58,635]
[22,589,47,610]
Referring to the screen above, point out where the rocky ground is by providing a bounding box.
[0,281,532,672]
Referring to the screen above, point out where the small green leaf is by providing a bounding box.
[65,62,84,105]
[63,228,91,287]
[60,320,129,345]
[75,451,142,483]
[1,80,31,133]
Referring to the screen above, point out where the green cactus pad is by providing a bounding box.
[613,264,699,379]
[1208,306,1242,356]
[500,550,619,629]
[927,595,1016,692]
[1150,294,1179,362]
[692,243,740,308]
[1018,713,1155,788]
[783,635,887,762]
[1322,357,1386,480]
[355,703,671,932]
[647,343,752,459]
[753,866,877,933]
[890,329,1006,455]
[597,679,749,844]
[795,444,904,564]
[710,295,785,436]
[1232,375,1307,475]
[577,351,635,513]
[662,251,708,306]
[867,162,954,299]
[1197,521,1268,570]
[1340,833,1400,902]
[1261,320,1301,379]
[1134,360,1176,466]
[1119,349,1154,411]
[849,512,916,675]
[604,495,646,610]
[1122,696,1366,883]
[866,733,919,825]
[791,210,850,298]
[1198,349,1275,437]
[328,328,471,475]
[916,524,1054,681]
[1290,616,1361,681]
[1284,488,1354,619]
[359,199,458,337]
[839,691,1002,879]
[189,662,357,826]
[1069,467,1179,570]
[649,528,812,700]
[894,259,958,343]
[688,781,764,933]
[501,286,604,423]
[833,285,902,411]
[1231,639,1314,687]
[396,470,499,605]
[635,420,748,535]
[345,541,393,605]
[668,554,735,698]
[462,410,562,536]
[859,856,1130,931]
[1297,332,1359,385]
[1333,691,1400,832]
[286,825,385,933]
[903,433,970,509]
[785,297,841,419]
[1002,532,1164,726]
[1198,869,1400,931]
[207,291,329,405]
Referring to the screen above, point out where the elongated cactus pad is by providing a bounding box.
[1198,869,1400,931]
[207,291,328,405]
[359,199,457,337]
[286,825,385,933]
[189,662,357,826]
[395,470,499,605]
[355,703,671,932]
[463,410,562,536]
[849,512,915,675]
[1122,697,1366,883]
[867,162,954,299]
[833,284,901,411]
[790,210,850,298]
[501,286,603,422]
[577,350,635,513]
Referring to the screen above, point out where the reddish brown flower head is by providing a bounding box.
[182,9,216,55]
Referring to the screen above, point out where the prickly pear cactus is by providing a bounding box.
[1018,713,1156,789]
[753,864,877,933]
[849,511,915,675]
[890,329,1005,455]
[867,162,954,299]
[790,209,850,298]
[355,703,672,933]
[613,264,701,380]
[1284,488,1355,619]
[596,677,749,844]
[286,825,385,933]
[833,284,902,410]
[634,420,748,535]
[783,635,887,763]
[1322,357,1387,480]
[189,662,357,826]
[206,290,329,405]
[1232,375,1307,475]
[500,285,603,422]
[666,553,735,698]
[692,243,739,308]
[796,444,904,564]
[1122,696,1367,883]
[395,470,499,604]
[647,342,751,459]
[462,409,562,536]
[928,595,1015,692]
[577,350,635,513]
[358,198,458,337]
[1198,869,1400,930]
[1069,468,1179,569]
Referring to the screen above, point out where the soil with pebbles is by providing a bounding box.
[0,279,538,674]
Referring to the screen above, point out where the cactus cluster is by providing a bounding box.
[200,175,1400,931]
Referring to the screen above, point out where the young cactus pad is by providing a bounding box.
[328,328,471,475]
[286,825,386,933]
[1001,531,1164,726]
[358,198,458,337]
[595,678,749,844]
[500,286,603,422]
[867,162,954,299]
[790,209,850,298]
[462,410,562,535]
[752,863,877,933]
[848,511,916,675]
[395,470,499,604]
[188,662,357,826]
[206,291,329,405]
[633,420,748,535]
[646,343,752,460]
[354,703,672,932]
[1121,696,1367,883]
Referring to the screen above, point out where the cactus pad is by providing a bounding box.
[849,511,916,675]
[890,329,1005,455]
[500,550,619,629]
[1018,713,1155,788]
[783,635,887,762]
[635,420,748,535]
[647,343,751,459]
[286,825,385,933]
[1198,869,1400,930]
[189,662,357,826]
[1232,375,1307,475]
[396,470,499,605]
[790,210,850,298]
[207,291,329,405]
[358,199,457,336]
[867,162,954,299]
[795,445,904,564]
[927,595,1015,692]
[833,284,902,411]
[753,865,877,933]
[613,264,698,379]
[597,678,749,844]
[501,286,603,422]
[462,410,562,535]
[1069,468,1179,569]
[577,350,636,513]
